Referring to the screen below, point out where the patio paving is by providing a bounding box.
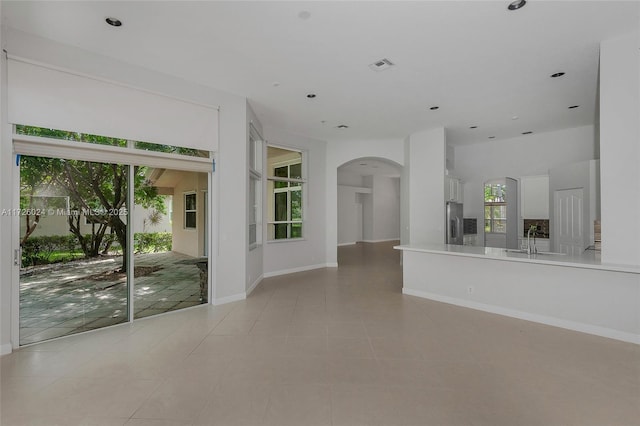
[19,251,206,345]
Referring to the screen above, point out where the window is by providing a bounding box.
[249,125,263,247]
[267,146,304,240]
[184,192,197,229]
[484,183,506,233]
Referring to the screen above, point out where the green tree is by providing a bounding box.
[18,126,166,272]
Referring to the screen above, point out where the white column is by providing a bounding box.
[406,127,446,245]
[600,30,640,265]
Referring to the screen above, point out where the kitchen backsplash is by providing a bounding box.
[523,219,550,238]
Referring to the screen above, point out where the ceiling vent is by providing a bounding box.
[369,58,394,72]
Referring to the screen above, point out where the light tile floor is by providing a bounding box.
[2,241,639,425]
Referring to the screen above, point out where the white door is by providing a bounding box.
[554,188,584,255]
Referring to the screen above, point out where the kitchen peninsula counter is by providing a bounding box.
[394,244,640,274]
[394,244,640,345]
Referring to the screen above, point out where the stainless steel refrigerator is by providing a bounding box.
[446,201,464,245]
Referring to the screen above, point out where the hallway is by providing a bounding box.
[1,241,638,425]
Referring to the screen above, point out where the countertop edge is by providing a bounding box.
[394,245,640,275]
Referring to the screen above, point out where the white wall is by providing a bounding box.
[600,30,640,265]
[337,170,364,187]
[262,126,327,277]
[337,185,370,245]
[0,2,13,355]
[371,175,401,241]
[172,172,208,258]
[337,175,400,245]
[454,125,596,246]
[406,127,446,245]
[402,250,640,344]
[326,139,404,265]
[1,30,251,351]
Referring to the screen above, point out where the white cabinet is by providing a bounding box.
[521,175,549,219]
[445,176,463,203]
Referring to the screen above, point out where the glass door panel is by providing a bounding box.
[133,169,208,319]
[19,156,129,345]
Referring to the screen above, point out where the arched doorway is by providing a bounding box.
[336,157,402,267]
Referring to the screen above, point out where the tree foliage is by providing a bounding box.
[18,126,167,272]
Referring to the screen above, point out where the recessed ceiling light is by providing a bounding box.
[469,126,478,129]
[359,163,368,166]
[522,131,533,135]
[512,115,519,120]
[568,105,580,109]
[298,11,311,20]
[429,106,440,111]
[105,17,122,27]
[551,72,565,78]
[369,58,394,72]
[507,0,526,11]
[337,125,349,129]
[272,82,281,87]
[489,136,496,139]
[320,120,327,124]
[306,93,316,99]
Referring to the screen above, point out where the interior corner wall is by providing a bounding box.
[246,103,263,292]
[599,29,640,266]
[407,127,446,245]
[262,127,327,276]
[326,139,404,265]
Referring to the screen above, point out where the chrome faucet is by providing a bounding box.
[527,224,537,255]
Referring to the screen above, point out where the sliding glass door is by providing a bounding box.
[133,169,208,319]
[18,156,130,345]
[16,129,211,346]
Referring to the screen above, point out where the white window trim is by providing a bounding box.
[184,192,197,230]
[249,124,263,250]
[266,145,306,242]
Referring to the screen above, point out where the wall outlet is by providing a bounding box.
[467,286,474,294]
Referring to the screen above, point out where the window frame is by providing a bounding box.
[249,124,263,249]
[266,145,306,242]
[484,182,507,234]
[184,191,197,230]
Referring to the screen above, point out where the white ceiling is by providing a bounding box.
[339,158,402,178]
[3,1,638,146]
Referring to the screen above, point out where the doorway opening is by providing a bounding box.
[336,157,402,267]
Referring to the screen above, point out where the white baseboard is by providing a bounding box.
[1,343,12,356]
[326,262,338,268]
[361,238,400,243]
[263,263,328,278]
[338,242,356,247]
[246,274,263,297]
[213,292,246,305]
[403,288,640,345]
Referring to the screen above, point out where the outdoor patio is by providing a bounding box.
[19,251,206,345]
